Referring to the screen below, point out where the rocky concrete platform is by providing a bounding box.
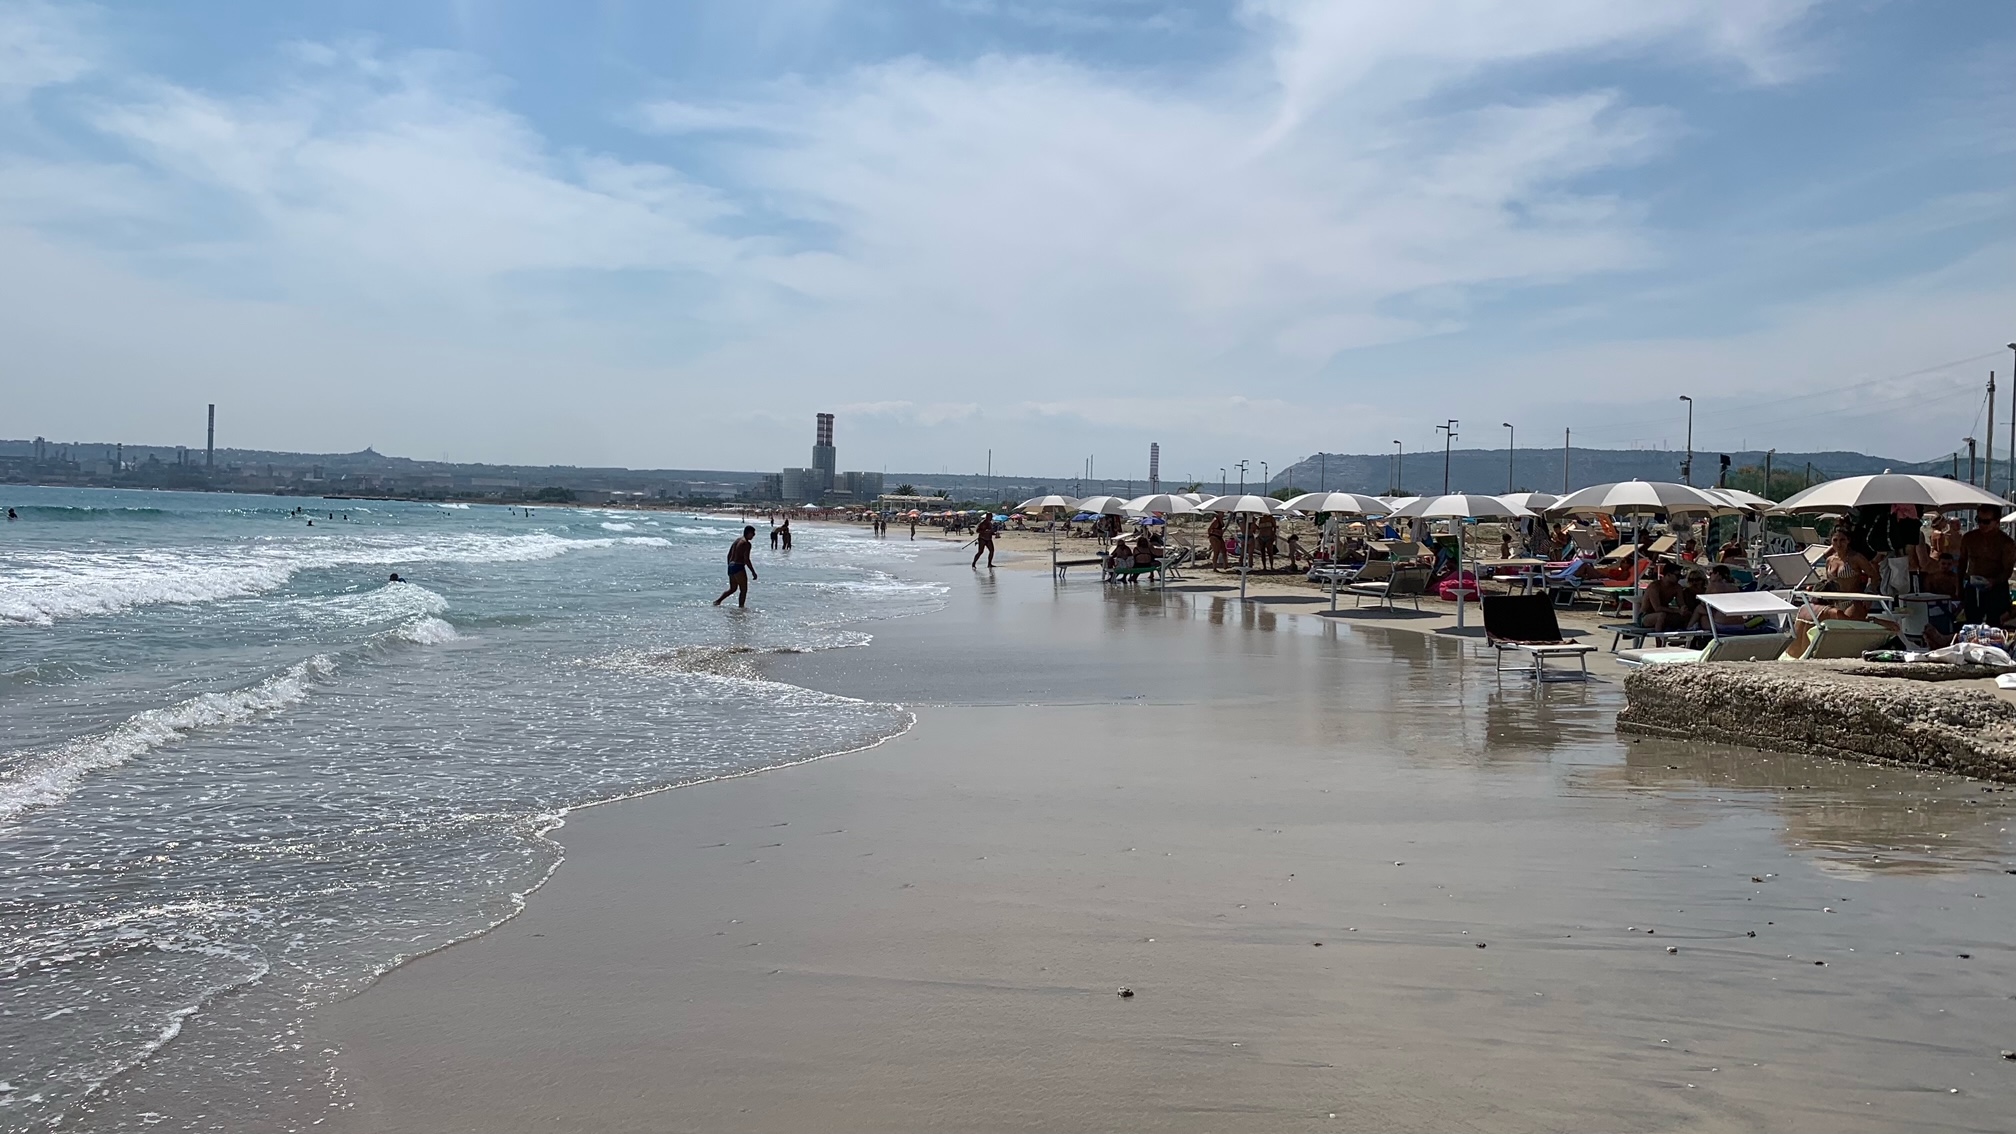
[1618,661,2016,783]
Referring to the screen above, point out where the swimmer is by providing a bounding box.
[713,526,759,607]
[388,572,403,583]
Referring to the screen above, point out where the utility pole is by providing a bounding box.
[1260,461,1269,493]
[1966,439,1978,485]
[1235,460,1249,495]
[2008,345,2016,493]
[206,403,216,472]
[1678,395,1693,485]
[1319,452,1325,492]
[1563,428,1570,493]
[1219,467,1227,496]
[1989,372,1998,496]
[1501,422,1514,492]
[1764,449,1775,499]
[1436,420,1458,494]
[1391,441,1401,495]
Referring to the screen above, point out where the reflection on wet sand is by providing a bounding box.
[1579,736,2016,874]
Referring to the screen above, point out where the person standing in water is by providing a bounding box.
[714,526,759,607]
[972,512,997,569]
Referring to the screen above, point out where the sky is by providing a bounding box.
[1,0,2012,480]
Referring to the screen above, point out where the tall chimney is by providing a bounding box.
[206,404,216,470]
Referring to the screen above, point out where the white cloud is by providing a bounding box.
[2,0,1996,474]
[0,0,95,99]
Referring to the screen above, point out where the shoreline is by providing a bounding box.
[319,536,2016,1133]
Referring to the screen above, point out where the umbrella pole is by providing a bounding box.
[1240,516,1250,600]
[1455,523,1466,629]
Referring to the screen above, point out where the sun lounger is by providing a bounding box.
[1782,619,1895,660]
[1567,530,1603,557]
[1483,594,1596,679]
[1763,552,1817,589]
[1644,535,1677,557]
[1349,564,1430,611]
[1616,632,1794,667]
[1791,526,1824,548]
[1600,623,1708,651]
[1597,542,1639,566]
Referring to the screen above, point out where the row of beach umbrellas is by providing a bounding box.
[1018,475,2015,625]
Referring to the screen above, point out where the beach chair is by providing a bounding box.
[1791,526,1825,548]
[1158,545,1195,581]
[1349,564,1430,611]
[1617,632,1794,667]
[1615,592,1797,666]
[1644,535,1678,557]
[1781,619,1895,660]
[1597,542,1639,566]
[1483,594,1597,679]
[1567,529,1603,558]
[1763,552,1817,589]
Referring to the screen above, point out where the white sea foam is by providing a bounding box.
[433,502,471,510]
[0,533,667,626]
[390,616,459,645]
[600,521,637,532]
[0,656,336,824]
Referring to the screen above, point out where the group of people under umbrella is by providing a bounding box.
[1019,473,2016,632]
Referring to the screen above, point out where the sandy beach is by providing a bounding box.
[322,534,2016,1133]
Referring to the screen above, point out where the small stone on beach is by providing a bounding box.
[1117,987,1134,998]
[1667,946,1678,954]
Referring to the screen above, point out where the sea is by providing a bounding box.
[0,486,941,1131]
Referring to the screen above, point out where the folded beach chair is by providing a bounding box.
[1644,535,1678,557]
[1158,545,1195,581]
[1781,619,1895,661]
[1349,564,1429,612]
[1567,529,1603,558]
[1763,552,1817,589]
[1483,594,1597,679]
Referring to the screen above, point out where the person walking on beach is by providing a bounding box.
[1207,513,1228,569]
[714,526,759,607]
[972,512,997,569]
[1958,505,2016,627]
[909,517,918,540]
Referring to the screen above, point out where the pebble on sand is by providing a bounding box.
[1667,946,1678,954]
[1117,987,1134,998]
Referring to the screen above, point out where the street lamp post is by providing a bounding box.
[1501,422,1514,493]
[1391,441,1401,495]
[1235,460,1249,495]
[1679,395,1694,485]
[2007,344,2016,493]
[1261,461,1269,494]
[1435,420,1458,494]
[1219,467,1226,496]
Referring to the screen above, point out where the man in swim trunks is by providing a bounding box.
[1959,505,2016,627]
[972,512,996,568]
[714,525,759,607]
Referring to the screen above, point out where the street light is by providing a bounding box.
[1435,420,1458,494]
[1679,395,1694,485]
[1219,467,1226,496]
[1235,459,1249,495]
[1260,461,1269,494]
[1391,441,1402,495]
[1501,422,1514,493]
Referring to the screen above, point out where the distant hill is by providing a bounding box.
[1268,447,1964,497]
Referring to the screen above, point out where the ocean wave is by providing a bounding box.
[433,502,471,510]
[583,635,865,681]
[0,656,337,824]
[0,533,669,626]
[672,526,731,536]
[389,615,459,646]
[599,521,637,532]
[5,505,169,521]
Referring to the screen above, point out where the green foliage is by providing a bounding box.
[1724,465,1819,501]
[532,486,576,503]
[1180,481,1202,493]
[893,483,914,495]
[1269,486,1304,501]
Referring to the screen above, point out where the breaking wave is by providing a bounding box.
[0,656,338,824]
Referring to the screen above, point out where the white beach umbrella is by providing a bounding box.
[1386,495,1534,627]
[1551,480,1724,517]
[1772,474,2012,515]
[1198,495,1284,598]
[1123,493,1202,515]
[1705,487,1774,512]
[1072,495,1133,515]
[1281,491,1389,516]
[1017,494,1079,512]
[1498,491,1558,513]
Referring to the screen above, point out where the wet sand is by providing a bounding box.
[323,542,2016,1133]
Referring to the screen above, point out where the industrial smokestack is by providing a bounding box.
[206,404,215,470]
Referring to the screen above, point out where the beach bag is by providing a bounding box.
[1438,571,1479,602]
